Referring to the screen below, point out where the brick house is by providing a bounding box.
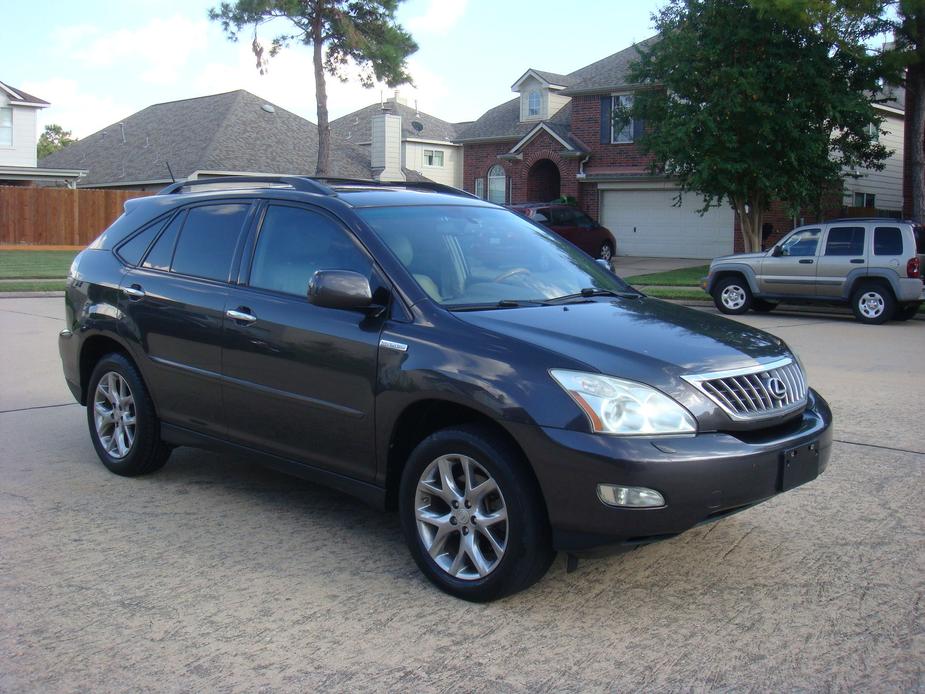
[456,39,907,259]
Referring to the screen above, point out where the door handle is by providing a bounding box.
[226,308,257,324]
[798,259,814,264]
[850,258,865,264]
[123,284,145,299]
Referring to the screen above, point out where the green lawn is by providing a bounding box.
[637,287,710,301]
[0,250,79,279]
[627,265,710,287]
[0,279,67,292]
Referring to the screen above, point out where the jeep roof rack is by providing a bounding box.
[313,177,479,199]
[158,175,335,196]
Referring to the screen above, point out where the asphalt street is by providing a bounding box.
[1,297,923,692]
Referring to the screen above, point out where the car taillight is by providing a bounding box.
[908,257,921,279]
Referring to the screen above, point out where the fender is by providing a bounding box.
[844,268,901,300]
[708,263,761,295]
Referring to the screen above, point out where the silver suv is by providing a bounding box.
[705,219,924,324]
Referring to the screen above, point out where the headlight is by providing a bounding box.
[550,369,697,436]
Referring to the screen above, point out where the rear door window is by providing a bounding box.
[824,226,865,256]
[873,226,904,256]
[171,204,250,281]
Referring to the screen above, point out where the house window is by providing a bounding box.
[423,149,444,167]
[487,165,506,204]
[611,94,634,143]
[527,90,541,118]
[474,178,484,199]
[866,123,879,141]
[0,107,12,147]
[853,192,875,208]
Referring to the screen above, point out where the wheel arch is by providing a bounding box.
[78,333,142,406]
[844,270,900,301]
[708,265,759,295]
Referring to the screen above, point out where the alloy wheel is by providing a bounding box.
[93,371,136,459]
[600,243,613,261]
[858,291,884,319]
[721,284,747,310]
[414,454,508,580]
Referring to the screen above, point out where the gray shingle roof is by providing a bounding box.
[40,90,381,187]
[455,99,572,142]
[330,100,462,143]
[531,70,576,87]
[0,80,49,106]
[560,36,660,95]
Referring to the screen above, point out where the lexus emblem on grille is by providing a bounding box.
[765,377,787,400]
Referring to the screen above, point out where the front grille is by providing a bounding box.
[682,358,808,421]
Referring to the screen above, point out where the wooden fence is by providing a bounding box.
[0,186,154,246]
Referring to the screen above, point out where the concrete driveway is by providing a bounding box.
[1,298,923,692]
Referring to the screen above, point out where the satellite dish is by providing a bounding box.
[261,103,276,113]
[411,120,424,133]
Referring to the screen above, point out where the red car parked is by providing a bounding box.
[510,203,617,262]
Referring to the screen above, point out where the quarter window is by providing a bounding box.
[611,94,634,143]
[487,165,506,204]
[143,211,185,271]
[170,204,249,281]
[873,226,904,256]
[824,227,865,256]
[117,221,163,266]
[423,149,444,167]
[527,90,541,117]
[780,228,820,257]
[0,107,11,147]
[249,205,371,297]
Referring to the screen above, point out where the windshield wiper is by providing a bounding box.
[546,288,640,304]
[448,299,550,311]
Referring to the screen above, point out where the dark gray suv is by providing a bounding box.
[706,219,924,324]
[59,176,832,601]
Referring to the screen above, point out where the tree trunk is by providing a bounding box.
[909,65,925,224]
[733,197,764,254]
[312,11,330,177]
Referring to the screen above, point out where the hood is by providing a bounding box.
[453,297,789,380]
[713,251,766,264]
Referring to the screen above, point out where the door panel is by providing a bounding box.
[220,202,383,481]
[816,226,867,298]
[758,228,821,296]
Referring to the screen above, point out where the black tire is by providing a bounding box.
[399,424,554,602]
[599,241,614,262]
[86,353,171,476]
[850,282,895,325]
[751,299,778,313]
[712,276,753,314]
[894,303,921,321]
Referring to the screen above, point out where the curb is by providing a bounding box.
[0,291,66,298]
[661,298,925,321]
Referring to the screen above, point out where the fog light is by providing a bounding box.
[597,484,665,508]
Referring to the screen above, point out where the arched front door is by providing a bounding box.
[526,159,561,202]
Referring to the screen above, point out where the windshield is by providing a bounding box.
[358,205,634,308]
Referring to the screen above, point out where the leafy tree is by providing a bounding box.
[37,124,77,159]
[210,0,417,176]
[621,0,889,252]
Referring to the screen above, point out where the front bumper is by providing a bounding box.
[512,389,833,554]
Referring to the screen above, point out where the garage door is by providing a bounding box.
[600,189,734,259]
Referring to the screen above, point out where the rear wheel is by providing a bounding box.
[713,276,753,314]
[87,353,171,476]
[399,424,554,602]
[599,241,614,262]
[894,303,921,321]
[851,282,895,325]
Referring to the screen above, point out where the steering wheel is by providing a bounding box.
[493,267,530,283]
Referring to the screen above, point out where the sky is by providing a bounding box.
[2,0,663,138]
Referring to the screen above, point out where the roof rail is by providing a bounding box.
[313,177,479,200]
[158,175,335,196]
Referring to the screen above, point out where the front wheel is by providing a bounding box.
[87,353,171,476]
[851,282,895,324]
[599,241,614,262]
[713,276,753,314]
[399,425,554,602]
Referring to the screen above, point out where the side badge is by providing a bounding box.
[380,339,409,353]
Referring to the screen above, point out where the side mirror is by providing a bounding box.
[308,270,375,311]
[771,245,783,257]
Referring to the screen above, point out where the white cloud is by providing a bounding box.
[21,78,132,138]
[406,0,468,35]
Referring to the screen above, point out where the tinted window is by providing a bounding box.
[250,205,371,296]
[915,226,925,254]
[781,228,820,257]
[874,226,903,256]
[171,204,249,281]
[824,226,865,256]
[143,211,185,271]
[117,221,162,266]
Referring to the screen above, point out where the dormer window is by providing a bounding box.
[527,90,541,118]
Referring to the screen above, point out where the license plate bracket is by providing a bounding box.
[780,440,820,491]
